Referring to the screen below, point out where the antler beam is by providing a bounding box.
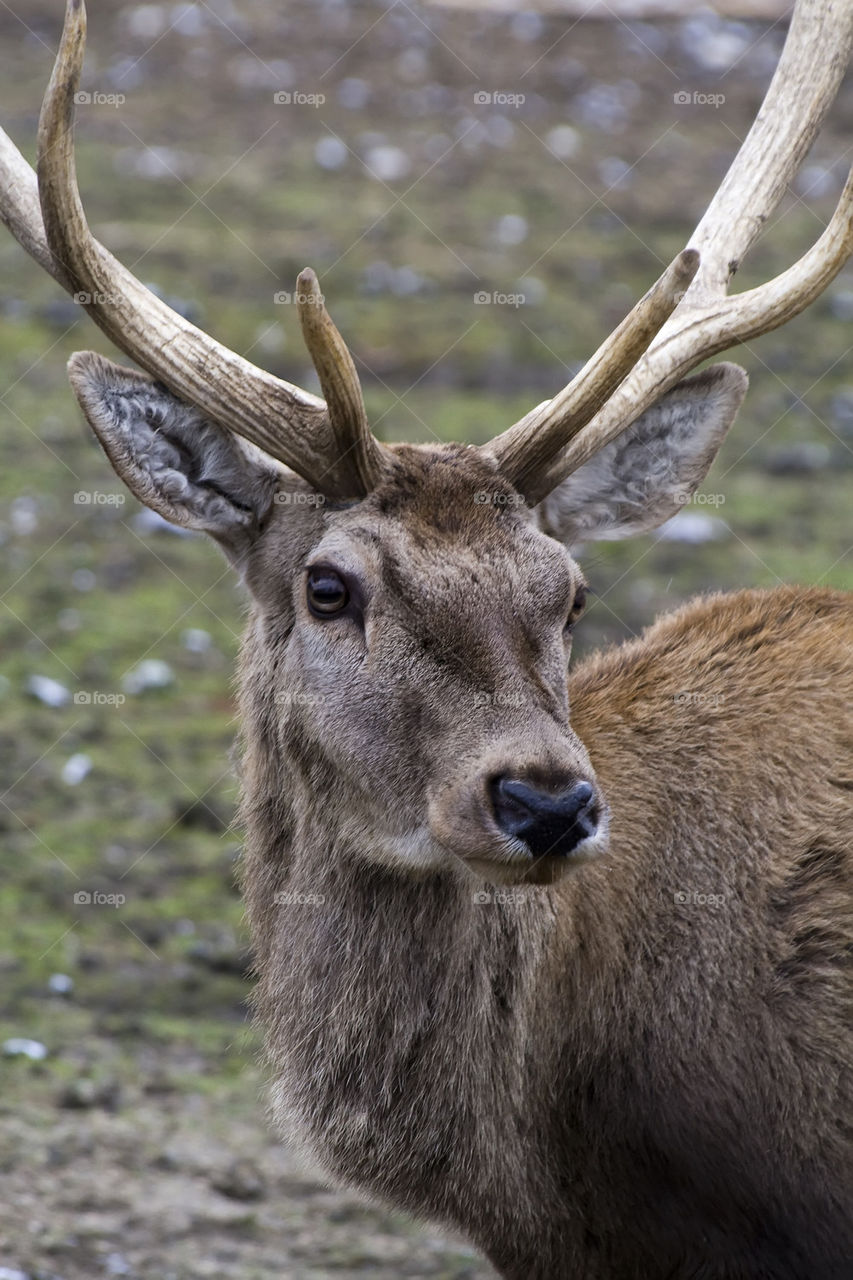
[489,249,699,499]
[1,0,387,499]
[487,0,853,504]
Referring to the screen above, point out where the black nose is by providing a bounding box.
[489,776,599,859]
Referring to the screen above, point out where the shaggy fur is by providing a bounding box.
[70,353,852,1278]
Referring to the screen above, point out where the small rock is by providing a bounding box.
[3,1037,48,1061]
[656,513,728,544]
[48,973,74,997]
[122,659,174,695]
[71,568,96,592]
[181,628,211,654]
[315,136,347,171]
[496,213,528,246]
[338,77,369,110]
[26,675,71,708]
[364,145,411,182]
[545,123,580,159]
[10,496,38,536]
[0,1267,31,1280]
[61,753,92,786]
[212,1158,266,1202]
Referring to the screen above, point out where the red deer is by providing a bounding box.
[1,2,851,1276]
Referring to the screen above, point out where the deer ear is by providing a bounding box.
[535,363,748,545]
[68,351,283,564]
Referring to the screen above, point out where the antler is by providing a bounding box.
[487,0,853,505]
[0,0,387,499]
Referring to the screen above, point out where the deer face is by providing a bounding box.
[245,446,601,886]
[70,355,746,887]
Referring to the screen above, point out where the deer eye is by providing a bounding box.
[306,567,349,617]
[565,584,588,632]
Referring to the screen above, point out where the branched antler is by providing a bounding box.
[0,0,388,499]
[485,0,853,504]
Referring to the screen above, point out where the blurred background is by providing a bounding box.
[1,1,850,1277]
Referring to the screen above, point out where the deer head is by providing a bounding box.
[2,0,851,888]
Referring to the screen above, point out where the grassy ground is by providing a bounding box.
[0,2,851,1277]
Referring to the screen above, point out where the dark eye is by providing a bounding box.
[565,584,588,632]
[306,567,349,617]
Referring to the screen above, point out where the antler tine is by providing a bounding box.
[3,0,381,499]
[488,0,853,504]
[296,268,388,495]
[488,250,699,502]
[535,164,853,495]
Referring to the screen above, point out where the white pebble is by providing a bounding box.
[26,675,71,708]
[62,753,93,786]
[3,1037,48,1061]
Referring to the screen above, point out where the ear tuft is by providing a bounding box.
[536,362,747,547]
[68,351,283,563]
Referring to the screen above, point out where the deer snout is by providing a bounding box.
[489,776,599,859]
[427,739,609,885]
